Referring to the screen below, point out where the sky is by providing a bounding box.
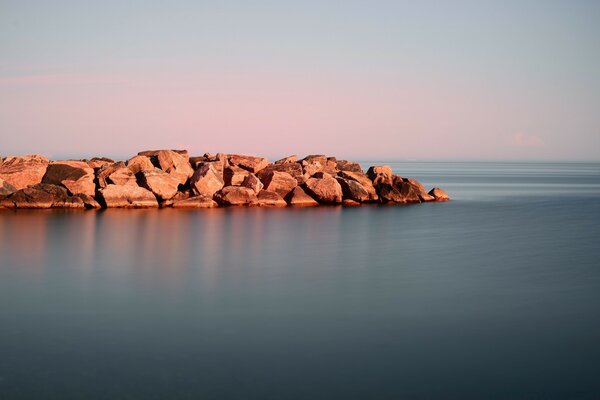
[1,0,599,161]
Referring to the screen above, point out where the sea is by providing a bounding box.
[1,161,599,399]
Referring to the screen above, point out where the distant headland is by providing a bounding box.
[0,150,449,209]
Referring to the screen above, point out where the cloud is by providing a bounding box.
[511,132,545,148]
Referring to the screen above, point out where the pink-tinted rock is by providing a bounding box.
[275,155,297,164]
[4,187,54,208]
[224,165,250,186]
[87,157,115,170]
[241,173,264,194]
[0,155,49,190]
[258,162,304,184]
[336,160,363,173]
[172,195,218,208]
[260,171,298,198]
[429,187,450,201]
[338,171,378,201]
[214,186,259,206]
[98,184,158,208]
[0,178,17,196]
[190,163,224,197]
[137,168,180,200]
[342,199,361,206]
[155,150,194,185]
[301,155,338,177]
[42,161,95,196]
[336,177,370,203]
[189,156,209,169]
[404,178,435,201]
[138,149,189,158]
[367,165,394,185]
[375,179,421,204]
[228,154,269,173]
[285,186,318,206]
[257,190,287,207]
[303,172,343,204]
[97,162,137,188]
[126,155,155,174]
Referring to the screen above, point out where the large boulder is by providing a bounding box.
[338,171,378,201]
[367,165,394,185]
[301,155,338,177]
[137,168,180,200]
[336,177,370,203]
[303,172,343,204]
[375,178,421,204]
[429,187,450,201]
[404,178,435,201]
[224,165,250,186]
[285,186,318,206]
[393,177,422,203]
[190,163,224,197]
[172,195,218,208]
[228,154,269,173]
[274,155,297,164]
[87,157,115,170]
[257,190,287,207]
[155,150,194,186]
[138,149,189,158]
[97,184,159,208]
[126,155,155,174]
[258,162,304,184]
[240,173,264,194]
[214,186,259,206]
[336,160,363,173]
[0,155,49,190]
[42,161,95,196]
[260,171,298,198]
[0,178,17,196]
[3,187,53,208]
[97,162,137,188]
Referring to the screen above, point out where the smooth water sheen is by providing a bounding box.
[1,162,600,399]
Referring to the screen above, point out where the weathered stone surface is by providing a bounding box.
[4,187,54,208]
[74,194,101,209]
[275,155,297,164]
[241,173,264,194]
[367,165,394,185]
[138,149,189,158]
[87,157,115,170]
[228,154,269,173]
[303,172,343,204]
[190,164,224,197]
[404,178,435,201]
[392,177,422,203]
[375,179,421,204]
[342,199,361,206]
[429,187,450,201]
[336,177,370,203]
[97,162,137,188]
[189,156,208,169]
[260,171,298,198]
[155,150,194,186]
[258,162,304,184]
[0,178,17,196]
[137,168,180,200]
[285,186,318,206]
[42,161,95,196]
[257,190,287,207]
[126,155,155,174]
[224,165,250,186]
[172,194,218,208]
[301,155,338,177]
[336,160,363,173]
[98,184,158,208]
[214,186,259,206]
[338,171,378,201]
[0,155,49,190]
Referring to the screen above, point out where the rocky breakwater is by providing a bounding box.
[0,151,449,209]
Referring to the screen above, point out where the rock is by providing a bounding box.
[137,168,180,200]
[257,190,287,207]
[275,155,297,164]
[87,157,115,170]
[0,178,17,196]
[338,171,378,201]
[228,154,269,173]
[224,165,250,186]
[404,178,435,201]
[342,199,361,206]
[97,162,137,188]
[126,155,155,174]
[241,173,264,194]
[189,156,208,169]
[0,155,49,190]
[5,187,54,208]
[303,172,343,204]
[190,163,224,197]
[392,177,422,203]
[155,150,194,186]
[336,160,363,173]
[214,186,259,206]
[74,194,102,209]
[336,177,370,203]
[138,149,189,158]
[42,161,95,196]
[258,162,304,184]
[301,155,338,177]
[375,179,421,204]
[172,195,218,208]
[285,186,318,206]
[367,165,394,185]
[260,171,298,198]
[429,187,450,201]
[98,184,159,208]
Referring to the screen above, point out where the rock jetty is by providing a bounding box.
[0,151,449,209]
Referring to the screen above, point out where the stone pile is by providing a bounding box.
[0,151,449,209]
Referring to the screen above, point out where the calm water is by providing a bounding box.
[1,162,600,399]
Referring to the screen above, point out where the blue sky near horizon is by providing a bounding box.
[1,0,599,161]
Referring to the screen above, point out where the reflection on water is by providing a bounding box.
[1,163,600,399]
